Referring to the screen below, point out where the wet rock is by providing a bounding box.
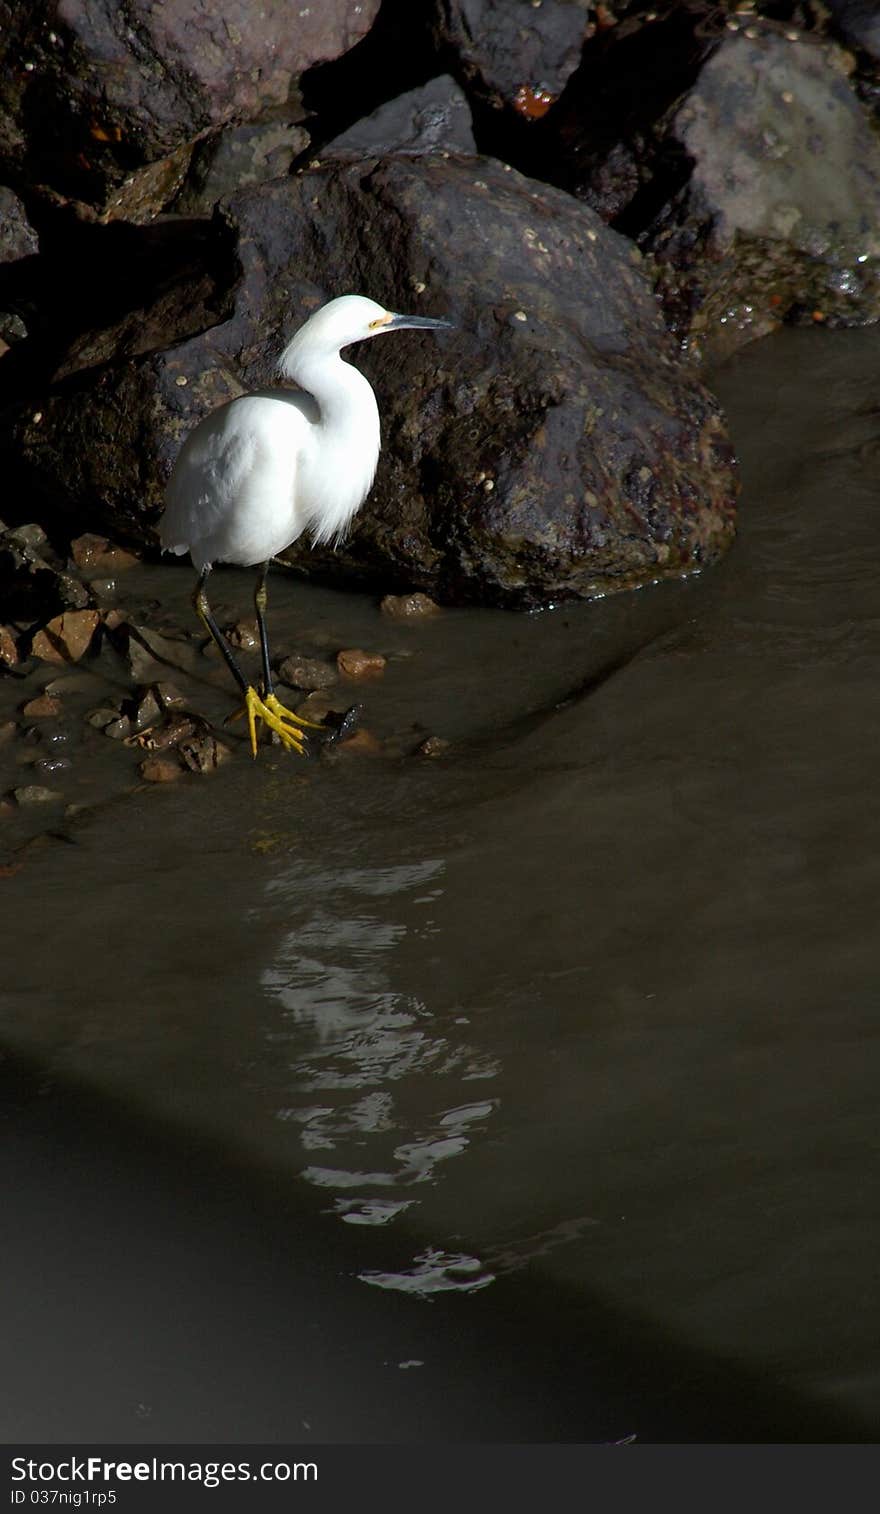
[86,707,121,731]
[10,155,737,606]
[0,1,382,217]
[415,735,451,757]
[643,24,880,361]
[428,0,591,115]
[324,76,476,156]
[380,591,442,620]
[178,731,232,773]
[225,621,258,651]
[30,609,100,665]
[288,690,339,725]
[0,522,91,621]
[139,755,184,784]
[154,682,187,711]
[102,714,133,741]
[69,533,139,574]
[337,648,387,680]
[128,712,199,753]
[118,623,199,682]
[21,693,62,719]
[0,719,18,746]
[0,186,38,263]
[12,785,62,805]
[173,118,311,216]
[131,687,162,733]
[0,624,20,668]
[827,1,880,60]
[276,654,338,691]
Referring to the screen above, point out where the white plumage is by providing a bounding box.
[159,293,451,757]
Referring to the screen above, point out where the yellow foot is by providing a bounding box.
[242,687,323,759]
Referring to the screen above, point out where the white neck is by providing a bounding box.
[279,347,381,545]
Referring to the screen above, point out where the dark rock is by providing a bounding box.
[541,9,880,361]
[0,186,38,263]
[645,23,880,362]
[130,712,200,752]
[428,0,591,115]
[7,155,737,606]
[276,654,338,691]
[86,706,120,731]
[0,0,382,216]
[324,76,476,156]
[178,731,232,772]
[827,1,880,60]
[173,117,311,216]
[0,521,91,620]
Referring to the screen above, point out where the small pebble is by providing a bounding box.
[13,784,62,805]
[155,681,186,710]
[416,736,451,758]
[103,715,133,740]
[0,720,18,746]
[225,620,258,650]
[276,653,338,690]
[132,688,162,731]
[87,706,121,730]
[380,592,442,620]
[0,624,20,667]
[337,647,387,680]
[140,755,184,783]
[69,532,139,574]
[21,693,62,719]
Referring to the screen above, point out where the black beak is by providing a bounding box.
[387,312,454,331]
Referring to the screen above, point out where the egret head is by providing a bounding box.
[279,294,452,377]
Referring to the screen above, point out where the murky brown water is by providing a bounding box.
[2,327,879,1442]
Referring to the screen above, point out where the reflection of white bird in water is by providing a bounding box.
[160,294,451,757]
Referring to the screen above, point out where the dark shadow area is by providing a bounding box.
[0,1048,870,1444]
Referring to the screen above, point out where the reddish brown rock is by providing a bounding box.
[337,648,387,680]
[380,592,442,620]
[140,755,184,783]
[70,533,139,573]
[21,693,63,719]
[0,624,19,667]
[30,610,100,664]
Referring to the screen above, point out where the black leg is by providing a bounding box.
[254,561,273,698]
[193,567,249,697]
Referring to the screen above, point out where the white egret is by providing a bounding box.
[160,293,451,756]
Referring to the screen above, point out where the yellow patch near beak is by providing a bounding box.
[368,313,393,330]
